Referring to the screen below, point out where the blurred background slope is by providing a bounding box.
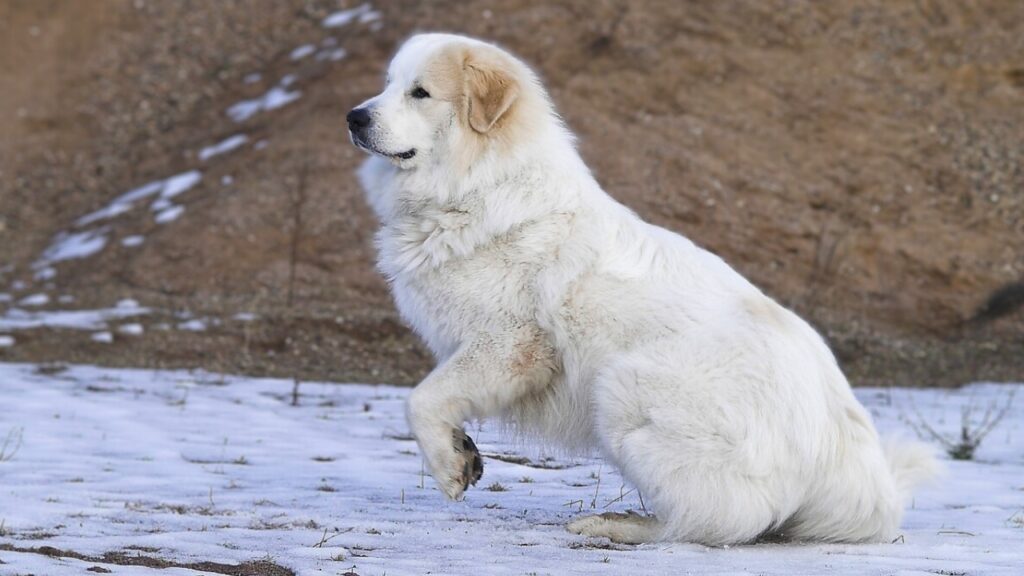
[0,0,1021,386]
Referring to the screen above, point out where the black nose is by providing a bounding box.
[347,107,371,131]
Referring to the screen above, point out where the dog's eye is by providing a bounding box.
[410,87,430,99]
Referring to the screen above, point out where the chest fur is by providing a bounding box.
[376,210,563,359]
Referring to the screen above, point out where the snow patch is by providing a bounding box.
[289,44,316,60]
[0,305,149,331]
[117,323,144,336]
[155,171,202,204]
[75,181,161,227]
[198,134,249,161]
[176,319,208,332]
[316,47,348,62]
[0,335,13,347]
[34,266,56,281]
[323,3,380,27]
[227,76,302,122]
[90,331,113,343]
[35,229,108,267]
[75,170,201,229]
[121,235,144,247]
[154,205,185,224]
[19,293,49,307]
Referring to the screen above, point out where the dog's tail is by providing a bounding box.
[883,437,942,503]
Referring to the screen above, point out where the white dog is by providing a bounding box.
[348,33,938,545]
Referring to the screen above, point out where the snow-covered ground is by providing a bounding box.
[0,363,1021,575]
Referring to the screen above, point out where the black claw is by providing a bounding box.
[465,436,483,485]
[454,429,485,488]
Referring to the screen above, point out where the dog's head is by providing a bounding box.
[347,33,535,168]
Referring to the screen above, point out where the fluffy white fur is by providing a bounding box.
[351,33,939,545]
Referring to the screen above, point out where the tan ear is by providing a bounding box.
[464,49,520,134]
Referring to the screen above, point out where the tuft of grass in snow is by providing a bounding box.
[1008,509,1024,528]
[911,389,1016,460]
[485,482,509,492]
[1,427,24,462]
[311,527,345,548]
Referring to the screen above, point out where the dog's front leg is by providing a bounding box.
[406,328,554,500]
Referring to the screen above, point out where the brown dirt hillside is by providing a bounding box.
[1,0,1021,387]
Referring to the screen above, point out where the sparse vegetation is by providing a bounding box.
[311,527,345,549]
[0,427,23,462]
[564,499,584,513]
[911,389,1016,460]
[485,482,509,492]
[1009,509,1024,528]
[285,158,310,309]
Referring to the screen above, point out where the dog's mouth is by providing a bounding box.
[351,133,416,161]
[391,149,417,160]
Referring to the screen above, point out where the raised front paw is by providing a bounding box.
[454,428,484,491]
[426,428,484,501]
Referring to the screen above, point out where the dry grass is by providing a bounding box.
[910,389,1016,460]
[0,427,23,463]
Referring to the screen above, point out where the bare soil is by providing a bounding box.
[1,0,1021,386]
[0,543,296,576]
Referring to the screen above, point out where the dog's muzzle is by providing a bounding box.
[346,107,416,160]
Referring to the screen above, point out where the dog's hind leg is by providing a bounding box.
[581,346,794,545]
[567,512,662,544]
